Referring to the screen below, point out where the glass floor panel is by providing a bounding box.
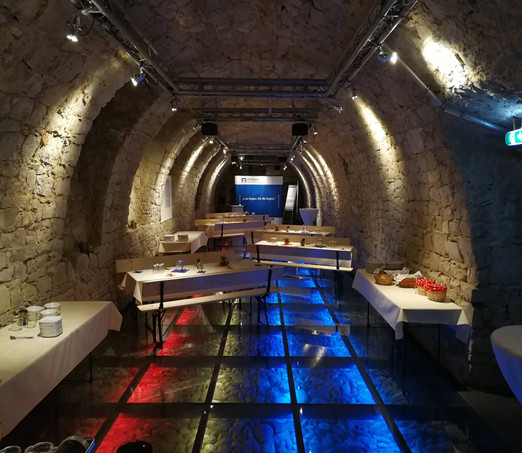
[224,327,285,356]
[292,365,375,404]
[286,330,351,357]
[203,417,297,452]
[214,366,291,403]
[1,272,515,453]
[301,416,400,453]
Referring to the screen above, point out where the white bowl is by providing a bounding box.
[44,302,61,315]
[40,309,58,317]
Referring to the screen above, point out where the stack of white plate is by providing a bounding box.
[39,315,63,338]
[163,234,176,242]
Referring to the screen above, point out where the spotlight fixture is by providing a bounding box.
[239,163,243,170]
[66,15,81,42]
[351,87,358,100]
[222,146,227,155]
[283,163,288,171]
[209,137,214,144]
[378,48,389,62]
[170,98,178,112]
[131,67,145,86]
[311,124,318,136]
[289,155,295,162]
[332,105,343,113]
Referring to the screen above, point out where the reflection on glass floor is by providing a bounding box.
[1,271,513,453]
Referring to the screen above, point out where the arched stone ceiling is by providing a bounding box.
[2,0,522,391]
[120,0,371,78]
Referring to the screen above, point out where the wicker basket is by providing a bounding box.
[375,273,394,285]
[427,289,447,302]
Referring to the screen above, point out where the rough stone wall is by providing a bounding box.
[126,115,196,257]
[442,118,522,391]
[171,137,220,229]
[0,0,132,322]
[194,153,230,219]
[312,59,476,383]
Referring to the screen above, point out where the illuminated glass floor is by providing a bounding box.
[1,271,515,452]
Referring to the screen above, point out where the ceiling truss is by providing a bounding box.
[70,0,417,100]
[194,108,319,123]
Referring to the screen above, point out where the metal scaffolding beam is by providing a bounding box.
[194,108,319,123]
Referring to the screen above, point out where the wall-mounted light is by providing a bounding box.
[390,51,398,64]
[170,98,178,112]
[378,48,389,62]
[131,66,145,86]
[209,137,214,144]
[283,163,288,171]
[311,124,318,136]
[351,87,358,100]
[66,15,81,42]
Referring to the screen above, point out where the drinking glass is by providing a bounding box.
[24,442,54,453]
[0,446,22,453]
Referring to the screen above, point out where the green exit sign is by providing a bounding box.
[505,128,522,146]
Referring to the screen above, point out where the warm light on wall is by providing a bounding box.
[289,162,314,209]
[421,40,469,89]
[184,142,207,175]
[354,98,405,195]
[207,158,228,192]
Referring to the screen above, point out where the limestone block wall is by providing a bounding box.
[0,1,133,322]
[443,119,522,391]
[315,59,476,382]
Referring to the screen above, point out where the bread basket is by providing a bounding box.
[427,284,447,302]
[374,273,394,285]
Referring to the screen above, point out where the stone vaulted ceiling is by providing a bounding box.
[1,0,522,391]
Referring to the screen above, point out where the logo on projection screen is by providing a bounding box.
[234,176,282,185]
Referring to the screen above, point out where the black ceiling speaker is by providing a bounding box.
[292,122,308,136]
[201,122,218,136]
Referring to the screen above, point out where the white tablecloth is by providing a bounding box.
[0,301,121,437]
[250,240,354,269]
[352,270,470,341]
[491,325,522,403]
[263,229,331,237]
[158,231,208,254]
[121,260,281,304]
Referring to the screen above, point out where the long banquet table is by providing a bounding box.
[352,270,470,341]
[246,239,354,271]
[121,259,280,305]
[158,231,208,254]
[0,301,121,438]
[121,259,282,345]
